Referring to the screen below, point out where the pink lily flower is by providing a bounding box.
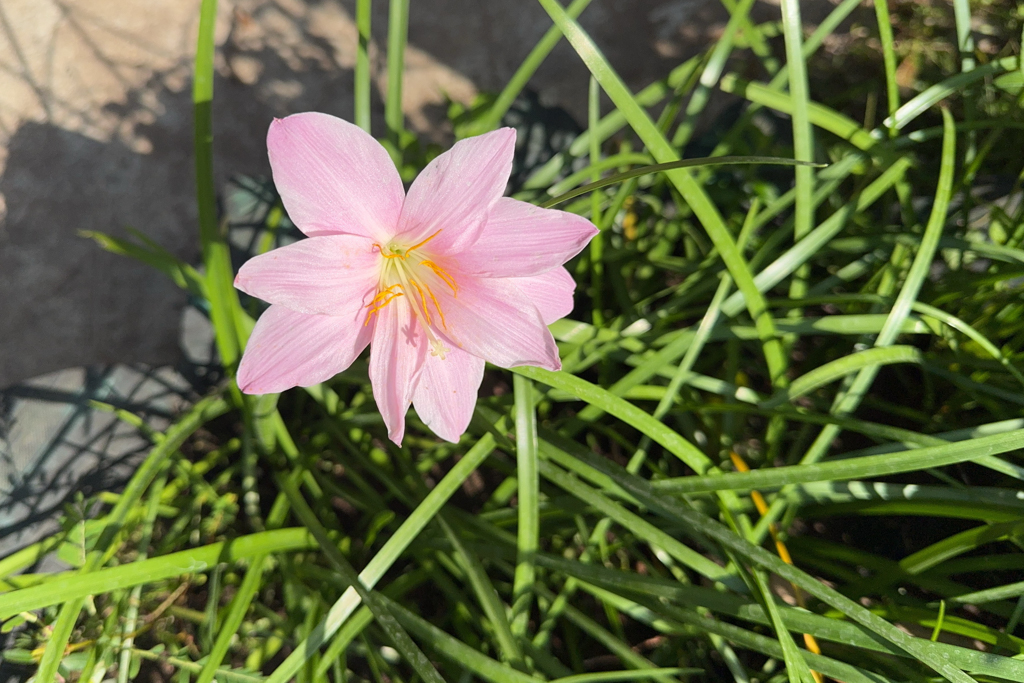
[234,112,598,445]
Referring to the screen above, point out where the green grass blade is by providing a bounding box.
[437,515,524,668]
[195,553,268,683]
[761,345,923,409]
[193,0,243,372]
[385,0,409,144]
[779,0,815,305]
[886,56,1016,131]
[354,0,372,132]
[512,366,711,474]
[0,529,315,619]
[540,157,823,209]
[510,374,539,641]
[572,461,980,683]
[873,0,899,135]
[651,428,1024,495]
[384,597,536,683]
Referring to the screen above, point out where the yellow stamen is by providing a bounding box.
[365,229,456,353]
[420,260,458,295]
[405,229,443,254]
[409,279,432,326]
[364,286,404,325]
[426,287,447,330]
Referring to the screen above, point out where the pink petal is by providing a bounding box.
[234,235,380,315]
[432,274,560,371]
[237,304,372,394]
[455,199,598,277]
[368,297,427,445]
[395,128,516,254]
[412,345,485,443]
[507,266,576,325]
[268,113,404,242]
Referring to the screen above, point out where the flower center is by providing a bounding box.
[365,230,458,358]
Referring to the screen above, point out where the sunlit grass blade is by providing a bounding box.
[193,0,243,374]
[354,0,372,132]
[650,428,1024,495]
[0,528,314,619]
[385,0,409,146]
[779,0,815,307]
[761,345,923,409]
[510,374,539,641]
[540,157,824,209]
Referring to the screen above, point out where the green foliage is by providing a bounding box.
[7,1,1024,683]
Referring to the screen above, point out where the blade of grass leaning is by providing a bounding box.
[437,515,525,668]
[720,155,914,318]
[718,75,876,151]
[193,0,243,373]
[535,454,740,589]
[540,157,822,209]
[383,597,536,683]
[760,345,923,409]
[510,374,539,640]
[538,552,1024,678]
[548,669,701,683]
[262,433,498,683]
[385,0,409,146]
[873,0,899,136]
[80,229,207,300]
[885,56,1017,132]
[779,0,815,306]
[899,520,1024,576]
[512,366,712,474]
[588,76,604,326]
[0,528,315,619]
[195,553,268,683]
[672,0,757,148]
[354,0,372,132]
[911,301,1024,388]
[651,428,1024,495]
[116,473,167,683]
[535,0,788,386]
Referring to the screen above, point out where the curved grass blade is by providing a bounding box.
[651,427,1024,495]
[760,345,923,410]
[510,374,539,640]
[512,366,711,474]
[0,528,315,619]
[540,156,824,209]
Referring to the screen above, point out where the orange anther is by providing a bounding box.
[405,229,443,254]
[409,280,432,326]
[419,260,458,295]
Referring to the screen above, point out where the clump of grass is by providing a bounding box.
[5,1,1024,682]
